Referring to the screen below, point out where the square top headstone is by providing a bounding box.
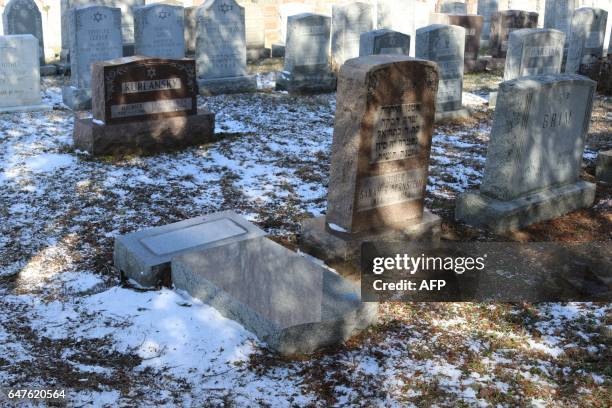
[565,7,608,73]
[490,9,539,57]
[481,74,596,200]
[284,13,332,74]
[331,2,374,69]
[134,3,185,59]
[503,28,565,80]
[195,0,247,79]
[0,34,42,108]
[326,55,438,234]
[359,29,411,56]
[91,56,198,124]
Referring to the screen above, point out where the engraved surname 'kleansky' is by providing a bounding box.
[121,78,183,94]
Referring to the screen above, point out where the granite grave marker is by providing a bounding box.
[430,13,484,69]
[301,55,441,260]
[2,0,48,70]
[195,0,256,95]
[503,28,565,80]
[0,34,51,113]
[490,9,539,57]
[359,29,410,56]
[62,5,123,110]
[74,56,215,155]
[276,13,336,93]
[456,74,597,232]
[134,3,185,59]
[416,24,468,120]
[440,1,468,14]
[331,1,374,70]
[477,0,499,40]
[244,1,268,60]
[565,7,608,73]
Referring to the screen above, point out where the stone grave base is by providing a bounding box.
[456,181,596,234]
[300,210,442,262]
[62,86,91,110]
[115,211,266,288]
[172,234,378,356]
[0,103,52,114]
[40,64,58,76]
[465,59,487,73]
[197,75,257,96]
[435,107,471,122]
[596,150,612,185]
[275,70,337,94]
[74,109,215,156]
[271,43,285,58]
[247,47,270,61]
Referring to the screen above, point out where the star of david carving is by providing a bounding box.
[158,10,170,19]
[219,3,233,13]
[93,12,105,23]
[147,67,156,79]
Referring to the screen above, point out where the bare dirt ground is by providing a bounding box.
[0,66,610,407]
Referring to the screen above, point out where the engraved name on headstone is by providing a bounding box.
[503,28,565,80]
[331,1,374,69]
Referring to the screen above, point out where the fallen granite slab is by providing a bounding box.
[172,237,377,355]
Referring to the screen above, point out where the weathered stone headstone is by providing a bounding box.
[301,55,441,260]
[62,5,123,110]
[134,4,185,59]
[565,7,608,73]
[2,0,44,65]
[244,1,268,60]
[60,0,145,61]
[596,150,612,184]
[503,28,565,80]
[430,13,484,69]
[331,1,374,70]
[271,1,314,57]
[377,0,430,57]
[74,56,215,155]
[490,9,539,57]
[0,34,51,113]
[195,0,256,95]
[416,24,468,121]
[477,0,499,40]
[456,74,597,233]
[359,29,410,56]
[276,13,336,94]
[544,0,578,38]
[184,6,197,55]
[440,1,468,14]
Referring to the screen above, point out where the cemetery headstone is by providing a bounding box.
[359,28,410,56]
[477,0,499,41]
[61,0,145,62]
[456,74,597,233]
[565,7,608,73]
[596,150,612,184]
[0,34,51,113]
[430,13,484,71]
[195,0,256,95]
[62,5,123,110]
[490,9,539,58]
[416,24,469,121]
[331,1,374,70]
[2,0,56,75]
[134,3,185,59]
[73,55,215,155]
[276,13,336,94]
[544,0,578,38]
[377,0,430,57]
[244,1,268,60]
[440,1,468,14]
[184,6,197,55]
[301,55,441,261]
[115,210,377,355]
[503,28,565,80]
[271,2,314,57]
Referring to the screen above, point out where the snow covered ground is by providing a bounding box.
[0,76,610,407]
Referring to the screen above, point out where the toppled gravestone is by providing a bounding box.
[114,211,377,355]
